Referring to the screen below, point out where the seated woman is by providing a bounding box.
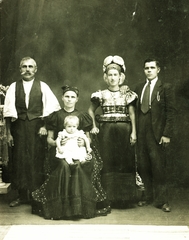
[32,85,106,220]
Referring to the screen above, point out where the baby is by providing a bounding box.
[56,115,92,165]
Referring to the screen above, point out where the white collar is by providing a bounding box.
[146,77,158,84]
[22,78,35,84]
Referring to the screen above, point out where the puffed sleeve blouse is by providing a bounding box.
[90,89,138,122]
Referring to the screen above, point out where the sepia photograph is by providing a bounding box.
[0,0,189,239]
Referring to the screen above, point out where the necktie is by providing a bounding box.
[141,81,151,113]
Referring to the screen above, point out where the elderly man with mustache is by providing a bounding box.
[3,57,60,210]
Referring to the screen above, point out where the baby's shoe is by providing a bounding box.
[69,160,79,171]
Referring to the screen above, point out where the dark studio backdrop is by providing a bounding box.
[1,0,189,187]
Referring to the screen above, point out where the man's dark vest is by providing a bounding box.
[15,79,43,120]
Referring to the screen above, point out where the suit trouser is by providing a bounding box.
[137,111,168,206]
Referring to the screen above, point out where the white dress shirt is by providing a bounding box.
[140,77,158,106]
[22,79,34,108]
[3,79,61,121]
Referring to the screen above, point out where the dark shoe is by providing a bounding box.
[138,201,148,207]
[9,198,21,207]
[32,207,43,216]
[31,202,43,216]
[162,203,171,212]
[96,208,107,217]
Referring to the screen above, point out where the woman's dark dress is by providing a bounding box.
[91,89,137,204]
[32,109,106,219]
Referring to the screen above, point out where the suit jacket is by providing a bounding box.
[134,79,175,143]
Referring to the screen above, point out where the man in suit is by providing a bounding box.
[3,57,61,208]
[134,59,175,212]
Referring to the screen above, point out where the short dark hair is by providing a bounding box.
[143,58,160,68]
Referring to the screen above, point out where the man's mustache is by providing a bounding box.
[21,71,31,75]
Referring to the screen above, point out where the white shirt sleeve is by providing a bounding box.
[40,81,61,117]
[3,82,18,121]
[3,81,61,121]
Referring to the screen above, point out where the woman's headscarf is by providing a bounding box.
[61,85,79,96]
[103,55,126,73]
[103,55,126,85]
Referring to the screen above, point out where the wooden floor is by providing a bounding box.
[0,187,189,239]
